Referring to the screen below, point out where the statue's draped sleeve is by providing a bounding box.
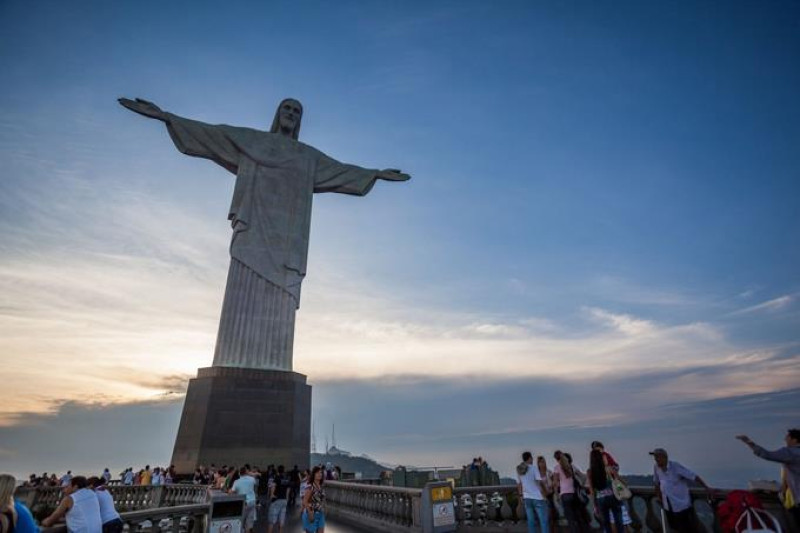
[313,151,381,196]
[164,113,243,174]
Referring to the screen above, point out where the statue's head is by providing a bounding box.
[271,98,303,140]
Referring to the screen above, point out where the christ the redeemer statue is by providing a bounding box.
[119,97,410,371]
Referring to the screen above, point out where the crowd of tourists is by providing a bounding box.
[22,466,177,488]
[2,428,797,533]
[2,474,121,533]
[515,429,800,533]
[194,462,335,533]
[2,460,339,533]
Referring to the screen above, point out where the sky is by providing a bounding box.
[1,1,799,487]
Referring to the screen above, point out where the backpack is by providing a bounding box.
[717,490,765,533]
[735,508,782,533]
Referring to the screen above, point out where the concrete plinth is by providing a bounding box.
[171,367,311,474]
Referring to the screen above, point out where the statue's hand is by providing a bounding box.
[118,97,166,121]
[376,169,411,182]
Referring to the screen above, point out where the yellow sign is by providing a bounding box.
[431,486,452,501]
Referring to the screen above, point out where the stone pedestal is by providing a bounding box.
[171,367,311,474]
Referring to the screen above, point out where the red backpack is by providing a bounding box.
[717,490,764,533]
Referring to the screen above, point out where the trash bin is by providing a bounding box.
[421,481,457,533]
[208,493,246,533]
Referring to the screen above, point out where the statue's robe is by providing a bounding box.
[164,113,381,370]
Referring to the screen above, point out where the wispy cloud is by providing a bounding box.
[1,177,798,435]
[585,307,656,336]
[728,294,795,316]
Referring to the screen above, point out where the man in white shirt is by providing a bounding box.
[517,451,550,533]
[651,448,713,533]
[231,467,258,533]
[89,476,123,533]
[42,476,103,532]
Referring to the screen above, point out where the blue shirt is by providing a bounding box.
[654,460,698,513]
[14,501,39,533]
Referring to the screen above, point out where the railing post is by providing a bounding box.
[416,490,423,526]
[153,485,165,508]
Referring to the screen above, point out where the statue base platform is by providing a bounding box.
[171,366,311,474]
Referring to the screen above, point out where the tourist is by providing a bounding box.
[299,470,310,503]
[60,471,73,487]
[537,456,556,533]
[565,453,592,529]
[123,468,133,486]
[214,469,227,490]
[288,465,300,508]
[516,451,549,533]
[101,469,111,484]
[42,476,103,533]
[0,474,38,533]
[591,441,632,531]
[257,468,271,508]
[267,466,291,533]
[230,467,257,533]
[587,448,623,533]
[140,466,151,486]
[302,466,326,533]
[737,429,800,526]
[226,467,238,490]
[151,467,162,486]
[591,442,620,474]
[88,477,122,533]
[651,448,713,533]
[553,452,590,533]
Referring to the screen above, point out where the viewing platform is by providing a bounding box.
[14,480,795,532]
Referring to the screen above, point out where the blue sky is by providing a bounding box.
[1,1,799,484]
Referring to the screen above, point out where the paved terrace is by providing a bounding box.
[253,505,365,533]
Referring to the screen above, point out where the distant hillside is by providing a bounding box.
[310,452,389,478]
[623,474,655,487]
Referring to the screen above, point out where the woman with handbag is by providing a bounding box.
[553,452,591,533]
[302,467,326,533]
[588,449,624,533]
[593,441,633,531]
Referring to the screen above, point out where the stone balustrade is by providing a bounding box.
[37,504,209,533]
[14,480,796,532]
[322,480,796,532]
[325,480,423,532]
[453,484,794,532]
[14,484,210,532]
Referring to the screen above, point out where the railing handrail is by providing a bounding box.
[325,480,423,496]
[40,502,210,533]
[454,484,514,493]
[119,502,209,521]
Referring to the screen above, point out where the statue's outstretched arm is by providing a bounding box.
[118,97,167,122]
[375,169,411,182]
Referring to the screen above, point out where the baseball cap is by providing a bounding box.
[649,448,668,456]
